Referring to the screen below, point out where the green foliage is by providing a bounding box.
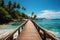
[14,10,21,19]
[0,7,12,20]
[13,2,17,8]
[17,3,20,8]
[13,10,29,19]
[0,0,4,7]
[8,1,13,11]
[8,1,12,8]
[0,0,29,24]
[21,12,29,19]
[1,0,4,6]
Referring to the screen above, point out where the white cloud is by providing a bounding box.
[37,10,60,19]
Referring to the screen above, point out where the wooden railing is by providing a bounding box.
[31,20,57,40]
[0,20,57,40]
[1,20,28,40]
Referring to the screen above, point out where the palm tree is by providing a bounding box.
[17,3,20,8]
[22,7,26,11]
[8,1,12,9]
[34,15,37,19]
[31,12,34,18]
[13,2,16,8]
[0,0,1,5]
[2,0,4,7]
[0,0,4,7]
[8,1,13,14]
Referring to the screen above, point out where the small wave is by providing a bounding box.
[48,30,60,40]
[0,29,13,39]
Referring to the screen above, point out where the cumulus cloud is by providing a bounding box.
[37,10,60,19]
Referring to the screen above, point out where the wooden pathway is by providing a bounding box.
[1,20,57,40]
[16,20,42,40]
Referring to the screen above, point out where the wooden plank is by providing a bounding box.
[1,20,27,40]
[16,20,42,40]
[32,20,57,40]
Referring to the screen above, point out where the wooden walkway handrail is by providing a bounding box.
[16,20,42,40]
[1,20,28,40]
[0,19,57,40]
[31,20,57,40]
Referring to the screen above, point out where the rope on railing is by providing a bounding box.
[31,20,57,40]
[1,20,28,40]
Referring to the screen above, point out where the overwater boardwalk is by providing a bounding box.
[16,20,42,40]
[1,20,57,40]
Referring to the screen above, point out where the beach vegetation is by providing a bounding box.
[0,0,29,24]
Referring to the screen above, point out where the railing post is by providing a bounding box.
[10,36,13,40]
[22,26,23,30]
[18,28,20,35]
[43,32,46,40]
[35,26,37,29]
[6,35,13,40]
[37,27,40,33]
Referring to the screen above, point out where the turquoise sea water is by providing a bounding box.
[0,20,60,40]
[0,21,23,39]
[36,19,60,40]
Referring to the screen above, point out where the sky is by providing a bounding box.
[5,0,60,19]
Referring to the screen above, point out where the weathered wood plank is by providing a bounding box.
[16,20,42,40]
[1,20,27,40]
[32,20,57,40]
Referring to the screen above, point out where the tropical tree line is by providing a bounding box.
[0,0,29,24]
[31,12,37,20]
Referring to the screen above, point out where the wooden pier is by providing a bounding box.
[0,20,57,40]
[16,20,42,40]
